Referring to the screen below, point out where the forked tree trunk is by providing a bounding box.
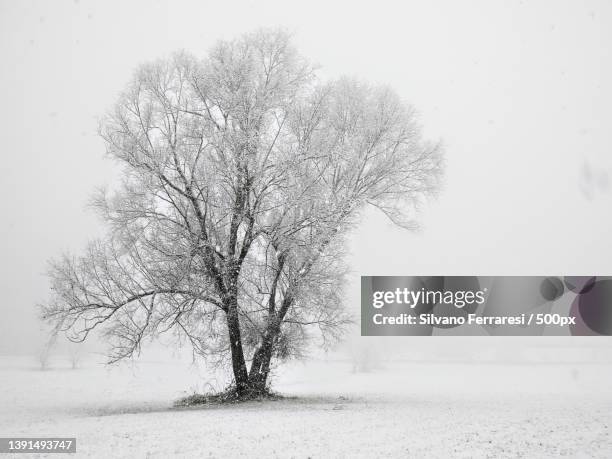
[226,294,281,397]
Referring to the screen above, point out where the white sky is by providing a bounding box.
[1,0,611,353]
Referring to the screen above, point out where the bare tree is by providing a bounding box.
[41,29,442,398]
[68,341,82,369]
[38,331,57,371]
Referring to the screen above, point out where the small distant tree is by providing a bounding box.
[68,342,82,369]
[349,337,382,373]
[38,332,57,371]
[41,29,442,398]
[38,345,51,371]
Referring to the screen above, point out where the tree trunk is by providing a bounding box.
[225,298,250,396]
[248,324,279,392]
[247,293,293,393]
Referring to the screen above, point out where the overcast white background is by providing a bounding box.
[1,0,611,353]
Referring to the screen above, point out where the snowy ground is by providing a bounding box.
[0,353,611,458]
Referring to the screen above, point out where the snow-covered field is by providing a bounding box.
[1,353,611,458]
